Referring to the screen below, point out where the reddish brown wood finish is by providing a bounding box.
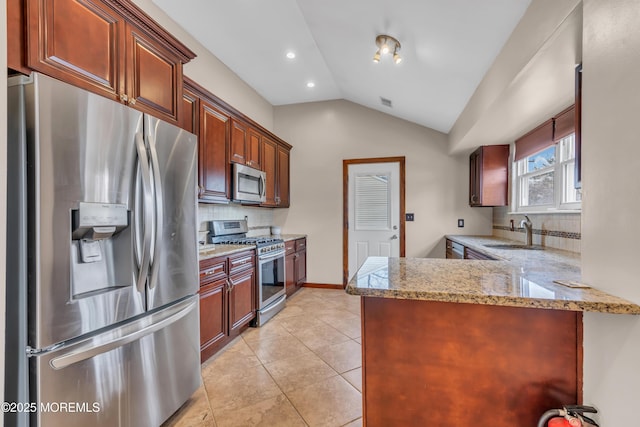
[198,278,227,362]
[8,0,30,74]
[24,0,194,122]
[302,283,344,290]
[229,269,256,334]
[361,298,582,427]
[230,119,248,165]
[285,238,306,296]
[261,137,278,207]
[181,85,198,133]
[553,105,576,142]
[199,99,231,202]
[27,0,123,99]
[514,120,554,162]
[247,128,262,169]
[342,157,406,286]
[277,145,290,207]
[199,250,256,363]
[469,145,509,207]
[125,22,181,123]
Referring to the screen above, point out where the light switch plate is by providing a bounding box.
[457,219,464,228]
[406,213,415,221]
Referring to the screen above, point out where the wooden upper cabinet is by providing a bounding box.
[230,121,262,170]
[181,85,198,134]
[23,0,195,123]
[247,128,262,170]
[277,145,290,207]
[124,22,182,123]
[261,137,278,207]
[230,119,248,165]
[199,100,230,202]
[469,145,509,207]
[26,0,124,100]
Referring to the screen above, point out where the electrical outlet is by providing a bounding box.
[458,219,464,228]
[406,213,415,221]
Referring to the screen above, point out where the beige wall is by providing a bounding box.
[581,0,640,423]
[1,0,7,422]
[130,0,275,131]
[273,100,492,285]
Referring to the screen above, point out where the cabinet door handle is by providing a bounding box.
[226,279,233,292]
[129,96,136,105]
[120,94,129,103]
[470,194,478,203]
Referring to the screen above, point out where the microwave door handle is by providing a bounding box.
[260,174,266,201]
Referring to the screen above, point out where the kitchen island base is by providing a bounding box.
[361,297,582,427]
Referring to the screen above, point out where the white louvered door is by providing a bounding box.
[348,162,400,280]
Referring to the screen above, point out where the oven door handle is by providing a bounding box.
[259,250,286,262]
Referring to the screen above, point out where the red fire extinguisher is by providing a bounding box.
[538,405,599,427]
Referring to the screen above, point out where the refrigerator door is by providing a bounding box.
[32,296,201,427]
[21,73,146,349]
[144,115,198,310]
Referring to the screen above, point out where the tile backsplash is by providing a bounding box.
[492,207,581,253]
[198,204,274,243]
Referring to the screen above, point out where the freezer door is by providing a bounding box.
[20,73,146,349]
[31,297,200,427]
[145,115,198,310]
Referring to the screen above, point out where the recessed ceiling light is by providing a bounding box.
[286,51,296,59]
[306,82,315,88]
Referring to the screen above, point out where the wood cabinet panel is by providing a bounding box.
[8,0,30,74]
[295,248,307,285]
[229,269,256,334]
[126,23,181,122]
[230,119,248,165]
[277,146,290,207]
[27,0,123,99]
[469,145,509,207]
[181,86,198,133]
[199,100,230,202]
[199,279,227,362]
[285,252,296,297]
[362,298,581,426]
[262,137,278,206]
[247,128,262,169]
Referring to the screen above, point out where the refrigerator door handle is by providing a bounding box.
[147,133,164,290]
[134,131,153,293]
[49,298,196,370]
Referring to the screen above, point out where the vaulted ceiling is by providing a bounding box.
[153,0,532,134]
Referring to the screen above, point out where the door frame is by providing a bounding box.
[342,157,406,287]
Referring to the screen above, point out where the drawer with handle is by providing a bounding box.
[229,250,255,275]
[199,257,227,284]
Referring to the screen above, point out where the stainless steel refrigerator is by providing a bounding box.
[6,73,201,427]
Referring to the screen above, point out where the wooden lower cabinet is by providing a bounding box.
[285,238,307,296]
[228,264,256,334]
[199,249,256,362]
[198,278,227,363]
[361,297,581,427]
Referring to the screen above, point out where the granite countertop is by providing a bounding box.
[346,235,640,315]
[198,233,306,260]
[198,244,255,260]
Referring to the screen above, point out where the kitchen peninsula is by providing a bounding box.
[346,236,640,427]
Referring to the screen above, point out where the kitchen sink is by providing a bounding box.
[483,244,544,250]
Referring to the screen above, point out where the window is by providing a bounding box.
[514,133,581,211]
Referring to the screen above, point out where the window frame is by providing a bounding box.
[513,133,581,213]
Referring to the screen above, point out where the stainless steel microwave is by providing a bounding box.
[233,163,266,203]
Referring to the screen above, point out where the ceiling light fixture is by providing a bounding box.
[286,51,296,59]
[306,81,315,88]
[373,34,402,64]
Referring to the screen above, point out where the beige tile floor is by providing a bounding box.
[163,288,363,427]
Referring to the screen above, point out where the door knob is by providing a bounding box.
[391,235,398,240]
[393,225,398,230]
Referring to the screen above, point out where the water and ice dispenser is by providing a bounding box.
[71,202,132,298]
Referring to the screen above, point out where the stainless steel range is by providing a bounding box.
[210,220,286,326]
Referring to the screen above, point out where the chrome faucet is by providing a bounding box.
[519,215,533,246]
